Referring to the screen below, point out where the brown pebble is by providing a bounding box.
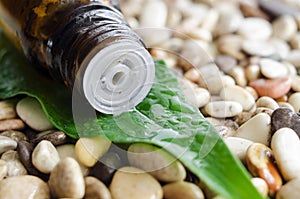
[240,2,270,21]
[0,119,25,131]
[32,131,69,146]
[0,130,28,142]
[249,78,292,99]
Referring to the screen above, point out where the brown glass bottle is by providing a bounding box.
[0,0,155,114]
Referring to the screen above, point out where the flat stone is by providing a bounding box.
[0,99,17,121]
[0,119,25,131]
[0,175,50,199]
[237,17,272,40]
[285,50,300,67]
[242,40,275,57]
[0,130,28,142]
[259,58,288,79]
[16,97,54,131]
[204,101,243,118]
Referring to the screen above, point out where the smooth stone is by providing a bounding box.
[56,144,89,176]
[239,2,270,20]
[259,58,288,79]
[276,177,300,199]
[89,161,116,186]
[224,137,253,163]
[272,15,297,41]
[237,17,272,40]
[290,33,300,49]
[215,55,237,73]
[288,92,300,112]
[32,140,60,174]
[139,0,167,27]
[220,85,255,111]
[0,175,50,199]
[0,99,17,120]
[16,97,54,131]
[181,81,210,108]
[33,130,69,146]
[278,102,295,111]
[184,68,200,83]
[204,101,243,118]
[75,136,111,167]
[217,34,245,60]
[251,178,269,197]
[249,77,292,99]
[242,40,275,57]
[269,38,290,59]
[1,150,27,176]
[285,50,300,67]
[245,64,261,82]
[271,128,300,181]
[0,135,17,154]
[206,117,238,137]
[109,167,163,199]
[292,76,300,91]
[256,96,280,110]
[163,181,205,199]
[17,141,49,181]
[235,113,271,145]
[200,8,219,31]
[0,130,28,142]
[0,159,7,180]
[84,176,111,199]
[49,157,85,198]
[229,66,247,87]
[186,28,212,42]
[127,143,186,182]
[271,108,300,135]
[0,119,25,131]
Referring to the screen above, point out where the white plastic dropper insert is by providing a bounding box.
[83,40,155,114]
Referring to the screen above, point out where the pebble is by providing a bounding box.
[271,128,300,181]
[251,177,269,197]
[256,96,280,110]
[285,49,300,67]
[1,150,27,176]
[220,85,255,111]
[288,92,300,112]
[89,161,116,186]
[85,176,112,199]
[0,119,25,131]
[269,38,290,60]
[128,143,186,182]
[259,59,288,79]
[291,76,300,91]
[56,144,89,176]
[235,113,271,145]
[204,101,243,118]
[278,102,295,111]
[290,33,300,49]
[239,2,270,20]
[48,157,85,198]
[246,143,282,195]
[109,166,163,199]
[229,66,247,87]
[0,99,17,120]
[184,68,200,83]
[215,55,237,73]
[242,40,275,57]
[272,15,297,41]
[0,175,50,199]
[16,97,54,131]
[33,130,69,146]
[140,0,167,27]
[249,77,292,99]
[276,177,300,199]
[200,8,219,31]
[271,108,300,135]
[254,107,274,116]
[224,137,253,163]
[163,181,205,199]
[0,135,17,154]
[0,159,7,180]
[245,64,261,82]
[192,87,210,108]
[237,17,272,40]
[282,61,297,76]
[17,141,49,180]
[32,140,60,173]
[206,117,238,137]
[217,34,245,60]
[75,136,111,167]
[0,130,28,142]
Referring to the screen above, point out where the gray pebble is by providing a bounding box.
[271,108,300,136]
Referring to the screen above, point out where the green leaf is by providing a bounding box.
[0,30,264,199]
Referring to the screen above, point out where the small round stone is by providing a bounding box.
[259,58,288,79]
[0,135,17,154]
[110,167,163,199]
[291,76,300,92]
[271,128,300,181]
[256,96,279,110]
[75,136,111,167]
[33,130,68,146]
[204,101,243,118]
[215,55,237,73]
[163,181,205,199]
[235,113,271,145]
[237,17,272,40]
[272,15,297,41]
[0,175,50,199]
[224,137,253,164]
[128,143,186,182]
[89,161,116,186]
[249,77,292,99]
[0,119,25,131]
[84,176,112,199]
[16,97,54,131]
[276,178,300,199]
[288,92,300,112]
[0,130,28,142]
[1,150,27,177]
[251,178,269,197]
[245,64,261,82]
[0,99,17,120]
[32,140,60,174]
[48,157,85,198]
[242,40,275,57]
[286,50,300,67]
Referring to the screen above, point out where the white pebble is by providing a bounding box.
[256,96,280,110]
[271,128,300,181]
[260,58,288,79]
[235,113,271,145]
[16,97,54,131]
[238,18,272,40]
[140,0,167,27]
[32,140,60,174]
[224,137,253,163]
[286,50,300,67]
[204,101,243,118]
[242,40,275,57]
[220,85,255,111]
[288,92,300,112]
[0,136,17,154]
[272,15,298,41]
[269,38,290,59]
[292,76,300,91]
[276,178,300,199]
